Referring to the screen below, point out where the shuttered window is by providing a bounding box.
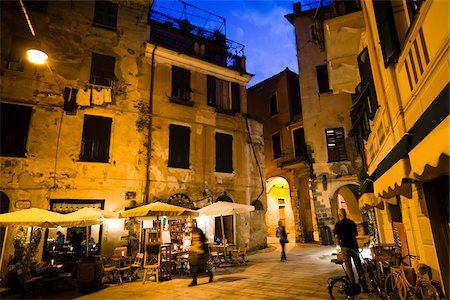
[0,103,32,157]
[293,128,307,160]
[373,0,400,68]
[325,127,347,162]
[358,47,378,119]
[90,53,115,87]
[172,66,191,101]
[272,132,282,159]
[93,0,118,31]
[168,124,190,169]
[269,94,278,116]
[215,133,233,173]
[231,82,240,113]
[316,64,331,93]
[80,115,112,162]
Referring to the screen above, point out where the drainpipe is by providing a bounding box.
[144,45,157,204]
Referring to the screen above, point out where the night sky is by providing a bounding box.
[153,0,301,87]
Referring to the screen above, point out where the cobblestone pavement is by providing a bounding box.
[77,237,371,300]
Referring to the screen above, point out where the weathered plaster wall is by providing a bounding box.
[0,1,151,271]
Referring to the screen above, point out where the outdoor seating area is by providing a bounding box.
[0,201,254,298]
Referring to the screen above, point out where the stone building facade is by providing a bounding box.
[286,1,366,241]
[247,68,313,243]
[0,0,266,275]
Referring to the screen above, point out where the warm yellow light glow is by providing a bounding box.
[26,49,48,64]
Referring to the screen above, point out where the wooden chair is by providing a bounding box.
[130,253,144,280]
[109,247,131,284]
[142,244,161,284]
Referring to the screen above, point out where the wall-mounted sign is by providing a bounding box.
[15,200,31,209]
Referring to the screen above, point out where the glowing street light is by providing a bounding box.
[26,49,48,65]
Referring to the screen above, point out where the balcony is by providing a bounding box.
[149,1,245,71]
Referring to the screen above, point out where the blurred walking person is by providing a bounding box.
[188,225,213,286]
[276,220,288,262]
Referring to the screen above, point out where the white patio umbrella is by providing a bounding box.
[197,201,255,244]
[0,207,94,228]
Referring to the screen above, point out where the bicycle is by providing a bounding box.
[384,254,440,300]
[328,257,361,300]
[328,249,384,300]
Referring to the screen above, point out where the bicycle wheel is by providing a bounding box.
[329,277,350,300]
[384,273,407,300]
[367,272,384,299]
[417,281,440,300]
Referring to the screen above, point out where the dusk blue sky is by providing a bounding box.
[153,0,303,87]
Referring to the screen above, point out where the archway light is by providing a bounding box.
[26,49,48,65]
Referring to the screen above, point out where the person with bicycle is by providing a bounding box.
[334,208,368,292]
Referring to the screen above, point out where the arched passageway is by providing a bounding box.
[266,177,295,236]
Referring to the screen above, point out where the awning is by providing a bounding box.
[373,158,413,199]
[358,193,384,210]
[409,115,450,180]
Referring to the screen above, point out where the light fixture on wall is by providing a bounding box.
[26,49,48,64]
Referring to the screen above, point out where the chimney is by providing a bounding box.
[293,2,302,13]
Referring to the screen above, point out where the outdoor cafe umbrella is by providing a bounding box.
[197,201,255,244]
[119,201,198,218]
[0,207,93,228]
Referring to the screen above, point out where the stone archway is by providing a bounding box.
[331,184,368,242]
[266,177,295,236]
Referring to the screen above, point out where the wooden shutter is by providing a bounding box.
[272,132,282,159]
[373,0,400,68]
[93,0,118,30]
[80,115,112,162]
[0,103,32,157]
[215,133,232,173]
[168,124,190,169]
[326,127,347,162]
[207,75,216,107]
[231,82,240,112]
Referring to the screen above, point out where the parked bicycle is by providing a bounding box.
[384,254,440,300]
[328,249,384,300]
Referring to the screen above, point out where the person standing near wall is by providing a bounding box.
[276,220,288,262]
[334,208,367,291]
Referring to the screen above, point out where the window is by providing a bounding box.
[90,53,115,87]
[325,127,347,162]
[24,0,48,13]
[293,128,307,160]
[172,66,191,101]
[358,47,378,119]
[269,94,278,116]
[207,76,240,113]
[231,82,240,113]
[215,133,233,173]
[373,0,400,68]
[272,132,282,159]
[168,124,190,169]
[93,0,118,31]
[80,115,112,162]
[7,36,36,72]
[0,103,32,157]
[316,64,331,93]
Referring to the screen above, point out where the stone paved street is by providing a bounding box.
[77,237,371,300]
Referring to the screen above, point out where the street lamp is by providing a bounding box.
[26,49,48,65]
